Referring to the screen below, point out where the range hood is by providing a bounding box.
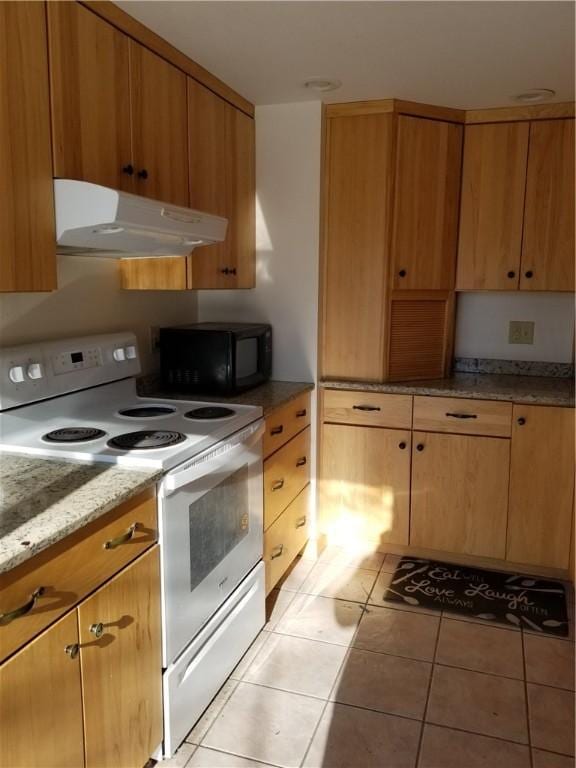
[54,179,228,258]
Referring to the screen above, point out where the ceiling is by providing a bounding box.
[115,1,575,109]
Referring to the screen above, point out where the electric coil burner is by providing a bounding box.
[185,406,236,420]
[43,427,107,443]
[108,430,186,451]
[118,406,176,418]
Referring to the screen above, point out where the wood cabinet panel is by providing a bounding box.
[130,42,188,207]
[521,119,575,292]
[0,1,56,292]
[456,122,529,290]
[264,427,311,530]
[507,406,575,569]
[321,114,394,380]
[411,432,510,558]
[188,79,255,289]
[47,2,133,191]
[79,547,162,768]
[119,255,188,290]
[392,116,462,290]
[0,611,84,768]
[264,485,311,594]
[413,396,512,437]
[263,392,311,460]
[320,424,410,548]
[322,389,412,429]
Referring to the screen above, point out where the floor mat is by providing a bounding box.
[385,557,569,637]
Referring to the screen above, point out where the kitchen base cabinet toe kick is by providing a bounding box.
[319,389,575,577]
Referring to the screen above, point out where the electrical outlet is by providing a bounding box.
[508,320,535,345]
[150,326,160,353]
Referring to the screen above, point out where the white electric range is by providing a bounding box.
[0,332,266,758]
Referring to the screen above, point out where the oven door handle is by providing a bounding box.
[160,419,264,496]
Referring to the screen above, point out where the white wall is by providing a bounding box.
[455,292,575,362]
[197,101,322,382]
[0,256,197,372]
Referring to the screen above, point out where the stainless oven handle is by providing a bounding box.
[160,419,264,496]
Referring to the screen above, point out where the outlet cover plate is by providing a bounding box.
[509,320,535,345]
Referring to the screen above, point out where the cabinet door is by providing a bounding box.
[78,548,162,768]
[0,1,56,292]
[320,423,411,548]
[392,116,462,290]
[47,2,133,190]
[188,79,255,289]
[0,612,84,768]
[521,119,575,292]
[456,122,528,290]
[130,42,188,206]
[507,406,574,569]
[410,432,510,558]
[321,114,394,380]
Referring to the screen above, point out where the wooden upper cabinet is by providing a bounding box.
[0,1,56,292]
[456,122,529,290]
[521,119,575,292]
[130,42,189,207]
[321,114,395,381]
[188,78,255,289]
[47,2,133,191]
[507,406,575,570]
[392,116,463,290]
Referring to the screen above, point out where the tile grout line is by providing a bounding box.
[521,630,534,768]
[414,608,443,767]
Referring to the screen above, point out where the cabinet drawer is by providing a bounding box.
[264,427,311,530]
[263,392,311,459]
[264,485,311,594]
[413,396,512,437]
[322,389,412,429]
[0,489,157,663]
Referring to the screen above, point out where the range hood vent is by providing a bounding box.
[54,180,227,258]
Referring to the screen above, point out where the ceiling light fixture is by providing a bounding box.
[303,78,342,93]
[513,88,556,104]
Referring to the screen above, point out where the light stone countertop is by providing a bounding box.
[0,455,161,575]
[321,373,574,408]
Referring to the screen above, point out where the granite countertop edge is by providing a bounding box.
[0,456,162,575]
[320,375,575,408]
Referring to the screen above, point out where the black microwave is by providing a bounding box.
[159,322,272,395]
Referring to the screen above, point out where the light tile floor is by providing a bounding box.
[163,548,576,768]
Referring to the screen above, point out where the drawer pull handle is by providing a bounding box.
[0,586,44,626]
[89,622,104,639]
[65,643,80,660]
[272,479,285,491]
[296,409,307,418]
[517,417,526,426]
[352,405,381,412]
[270,425,284,436]
[445,412,477,420]
[271,544,284,560]
[104,522,139,550]
[296,457,307,467]
[295,516,307,529]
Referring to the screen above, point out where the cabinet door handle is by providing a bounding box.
[65,643,80,660]
[272,479,285,491]
[517,417,526,426]
[296,409,307,418]
[352,405,381,412]
[271,544,284,560]
[296,457,307,467]
[398,441,407,450]
[295,516,307,529]
[445,412,477,420]
[104,522,139,550]
[89,622,104,639]
[507,270,516,279]
[416,444,425,452]
[137,168,148,179]
[524,270,533,279]
[398,269,407,278]
[122,164,134,176]
[0,587,44,626]
[229,267,237,276]
[270,425,284,436]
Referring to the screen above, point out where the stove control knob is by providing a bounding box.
[125,345,137,360]
[9,366,25,383]
[27,363,43,380]
[113,348,126,362]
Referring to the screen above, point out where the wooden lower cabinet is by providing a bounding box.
[0,612,85,768]
[320,423,411,548]
[507,406,575,569]
[410,432,510,558]
[79,547,162,768]
[264,485,311,594]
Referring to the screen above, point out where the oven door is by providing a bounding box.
[159,419,264,666]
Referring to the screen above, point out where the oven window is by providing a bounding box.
[236,337,258,380]
[188,464,250,592]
